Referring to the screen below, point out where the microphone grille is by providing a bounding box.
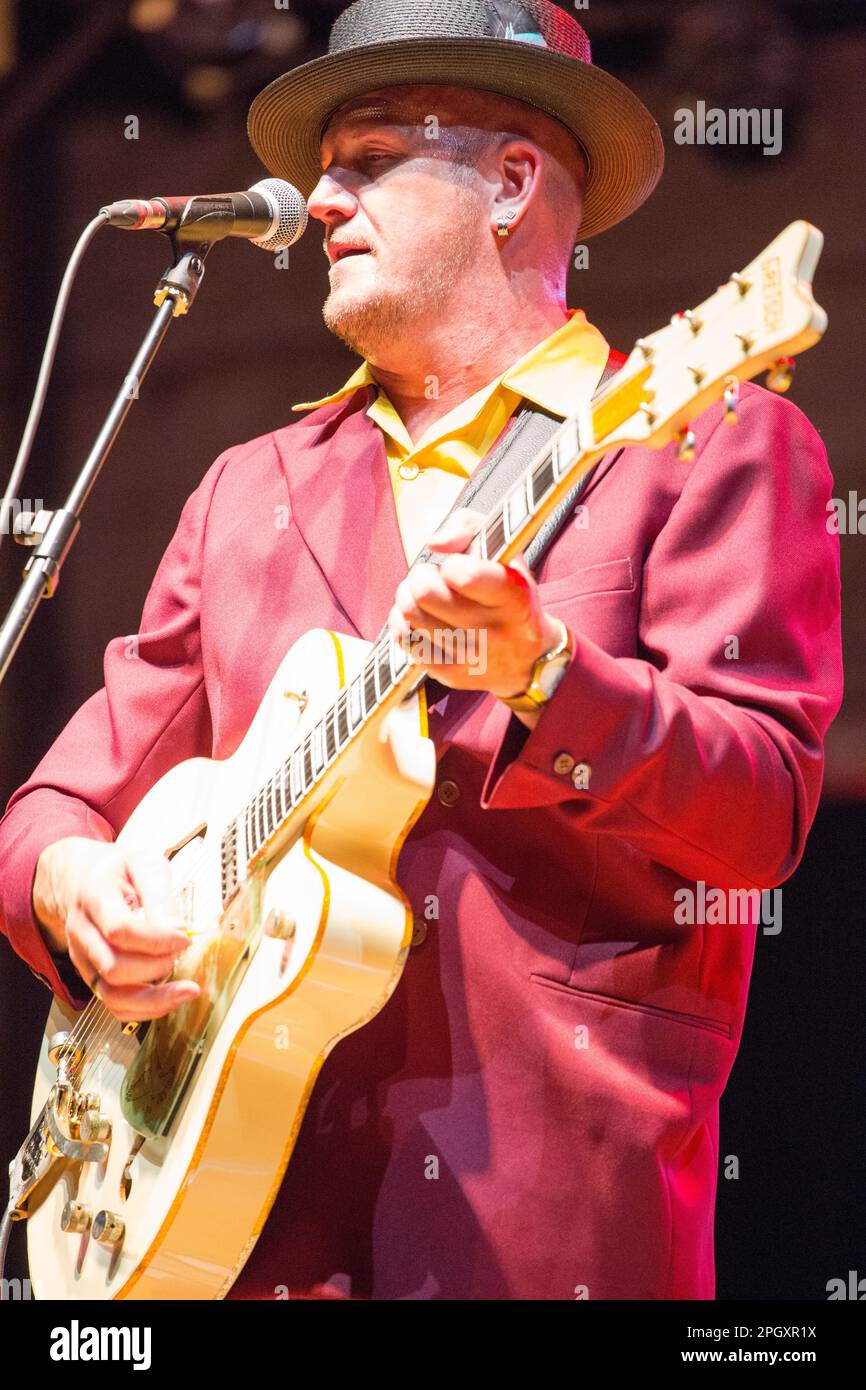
[250,178,309,251]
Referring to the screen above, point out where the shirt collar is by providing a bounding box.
[291,310,609,422]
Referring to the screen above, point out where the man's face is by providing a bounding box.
[308,89,491,360]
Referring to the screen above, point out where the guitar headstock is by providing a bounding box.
[587,221,828,459]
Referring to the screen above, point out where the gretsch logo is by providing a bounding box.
[761,256,784,332]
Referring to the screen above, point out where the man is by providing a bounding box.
[0,0,843,1299]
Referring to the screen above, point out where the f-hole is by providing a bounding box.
[163,822,207,863]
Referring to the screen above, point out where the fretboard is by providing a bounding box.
[219,410,588,903]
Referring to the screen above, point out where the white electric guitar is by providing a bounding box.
[7,222,827,1298]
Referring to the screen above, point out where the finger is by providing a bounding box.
[393,571,503,634]
[66,916,118,989]
[125,849,185,931]
[400,557,512,615]
[93,978,202,1024]
[85,882,189,956]
[426,507,486,552]
[437,554,536,611]
[80,938,183,990]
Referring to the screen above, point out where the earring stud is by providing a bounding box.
[497,211,517,239]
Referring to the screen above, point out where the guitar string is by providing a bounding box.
[60,651,395,1097]
[55,442,568,1101]
[59,608,488,1084]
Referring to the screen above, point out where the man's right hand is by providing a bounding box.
[33,837,201,1021]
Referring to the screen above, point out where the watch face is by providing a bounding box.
[537,654,571,699]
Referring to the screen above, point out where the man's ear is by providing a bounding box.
[490,139,543,236]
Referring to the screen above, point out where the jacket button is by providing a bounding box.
[553,752,575,775]
[437,778,461,807]
[410,917,428,947]
[572,762,592,790]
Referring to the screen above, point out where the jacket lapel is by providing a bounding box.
[274,389,408,641]
[273,365,626,644]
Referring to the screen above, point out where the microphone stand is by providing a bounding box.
[0,237,214,688]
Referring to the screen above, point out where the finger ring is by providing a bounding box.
[89,971,102,995]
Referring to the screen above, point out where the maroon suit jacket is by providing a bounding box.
[0,380,843,1299]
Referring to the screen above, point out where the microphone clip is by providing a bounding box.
[153,238,214,318]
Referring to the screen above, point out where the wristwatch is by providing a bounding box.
[501,618,574,714]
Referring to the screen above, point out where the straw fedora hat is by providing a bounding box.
[247,0,664,239]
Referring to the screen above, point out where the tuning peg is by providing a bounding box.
[671,310,703,335]
[766,356,795,393]
[723,376,740,425]
[676,428,696,462]
[730,272,751,296]
[635,337,654,359]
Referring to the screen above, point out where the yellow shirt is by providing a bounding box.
[292,309,609,565]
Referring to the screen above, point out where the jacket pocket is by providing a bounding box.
[529,973,732,1039]
[536,556,634,607]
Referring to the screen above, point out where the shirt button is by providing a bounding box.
[572,763,592,790]
[398,463,421,481]
[437,778,461,807]
[410,917,428,947]
[553,752,575,776]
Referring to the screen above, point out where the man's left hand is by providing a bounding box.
[386,508,562,711]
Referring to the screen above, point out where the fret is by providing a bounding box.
[476,525,488,560]
[312,723,325,774]
[325,709,337,761]
[303,735,313,788]
[377,641,392,698]
[270,773,280,830]
[508,482,529,536]
[501,496,512,542]
[371,650,381,704]
[256,791,266,850]
[389,637,409,683]
[484,511,506,562]
[364,658,377,713]
[337,690,351,745]
[243,805,251,864]
[534,453,555,503]
[263,786,274,841]
[290,746,302,804]
[525,463,537,510]
[551,434,562,478]
[560,417,579,463]
[280,757,289,815]
[350,676,362,726]
[332,699,342,752]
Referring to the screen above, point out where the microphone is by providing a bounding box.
[99,179,308,251]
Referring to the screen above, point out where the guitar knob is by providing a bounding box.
[80,1110,112,1143]
[766,356,795,393]
[724,377,740,425]
[92,1210,125,1245]
[264,910,296,941]
[676,428,697,462]
[60,1201,92,1234]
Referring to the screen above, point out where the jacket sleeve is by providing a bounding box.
[479,388,844,889]
[0,448,235,1007]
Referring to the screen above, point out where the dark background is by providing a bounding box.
[0,0,864,1299]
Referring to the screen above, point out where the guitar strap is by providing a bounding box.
[409,346,626,576]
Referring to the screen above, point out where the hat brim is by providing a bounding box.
[247,37,664,240]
